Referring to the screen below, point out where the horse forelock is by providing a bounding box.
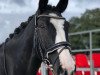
[38,5,61,15]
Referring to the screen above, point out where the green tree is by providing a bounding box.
[69,8,100,49]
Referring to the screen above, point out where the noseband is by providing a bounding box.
[34,14,71,70]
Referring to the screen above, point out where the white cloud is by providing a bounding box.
[0,20,13,43]
[0,2,33,14]
[63,0,100,19]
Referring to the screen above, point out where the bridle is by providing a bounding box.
[34,14,72,74]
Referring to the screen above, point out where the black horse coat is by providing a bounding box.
[0,15,42,75]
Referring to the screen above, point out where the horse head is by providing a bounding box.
[35,0,75,74]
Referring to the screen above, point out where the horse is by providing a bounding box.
[0,0,75,75]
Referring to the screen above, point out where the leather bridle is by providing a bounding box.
[34,14,72,73]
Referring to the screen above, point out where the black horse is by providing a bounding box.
[0,0,75,75]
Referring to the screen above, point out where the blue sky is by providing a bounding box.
[0,0,100,43]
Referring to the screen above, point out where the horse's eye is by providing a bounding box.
[40,25,45,28]
[38,21,46,28]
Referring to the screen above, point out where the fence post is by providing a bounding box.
[41,62,48,75]
[89,32,94,75]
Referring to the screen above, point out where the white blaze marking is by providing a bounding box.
[49,13,75,74]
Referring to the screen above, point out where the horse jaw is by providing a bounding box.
[50,13,75,74]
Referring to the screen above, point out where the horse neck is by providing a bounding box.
[4,16,42,75]
[22,16,42,74]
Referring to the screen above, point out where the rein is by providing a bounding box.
[34,14,72,74]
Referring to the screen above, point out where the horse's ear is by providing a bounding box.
[38,0,48,12]
[55,0,68,13]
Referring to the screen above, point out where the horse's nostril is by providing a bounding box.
[64,71,68,75]
[57,66,68,75]
[58,66,63,73]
